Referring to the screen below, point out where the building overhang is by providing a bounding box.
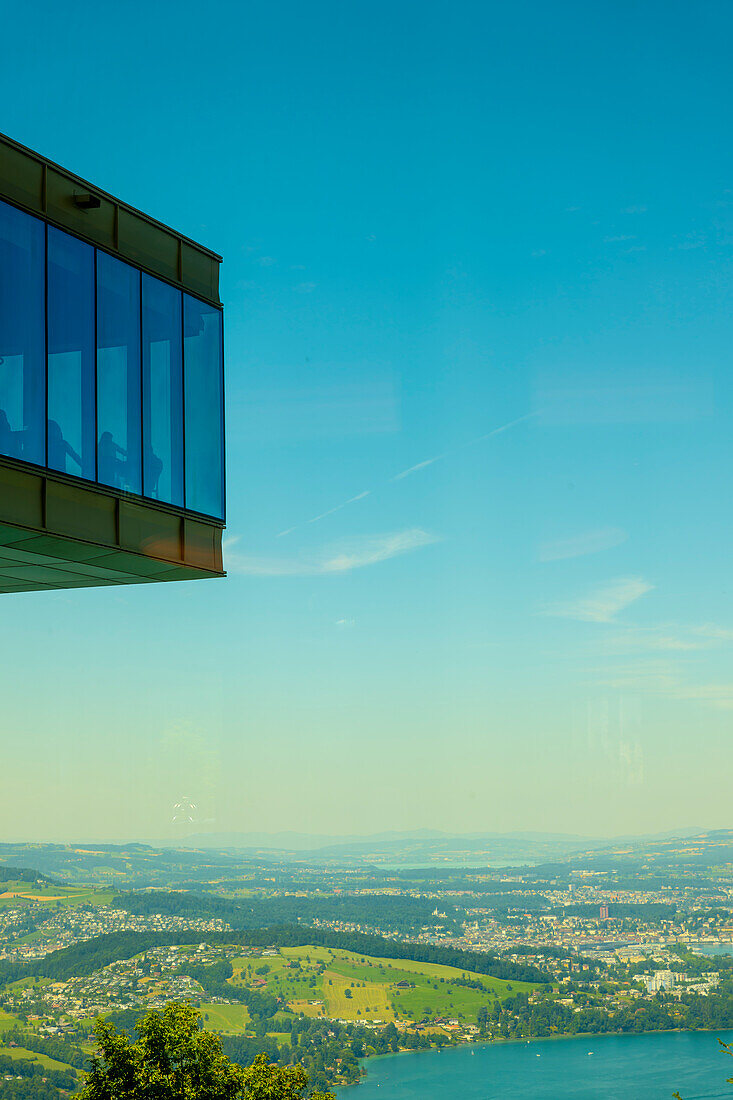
[0,459,224,594]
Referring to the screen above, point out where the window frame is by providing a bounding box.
[0,194,225,522]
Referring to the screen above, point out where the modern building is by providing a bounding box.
[641,970,676,993]
[0,132,225,594]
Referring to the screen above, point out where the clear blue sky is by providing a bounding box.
[1,0,732,841]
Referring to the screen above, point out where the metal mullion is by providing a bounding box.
[93,247,98,483]
[43,220,48,523]
[138,268,144,501]
[180,290,186,512]
[219,306,226,524]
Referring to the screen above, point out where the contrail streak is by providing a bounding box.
[277,410,537,536]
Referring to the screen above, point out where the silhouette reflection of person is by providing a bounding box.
[48,419,82,473]
[0,410,22,459]
[145,445,164,497]
[98,431,127,488]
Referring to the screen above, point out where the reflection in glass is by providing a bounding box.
[47,228,95,479]
[97,253,141,493]
[184,295,224,518]
[142,274,183,507]
[0,200,45,466]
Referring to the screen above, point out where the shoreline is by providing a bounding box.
[336,1025,733,1091]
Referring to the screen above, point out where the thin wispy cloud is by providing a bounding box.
[539,527,627,562]
[692,623,733,641]
[603,629,700,653]
[597,661,733,711]
[392,457,442,481]
[545,576,653,623]
[278,410,537,537]
[226,528,440,577]
[602,621,733,654]
[391,413,535,484]
[308,504,349,525]
[468,411,538,443]
[306,490,372,526]
[670,682,733,709]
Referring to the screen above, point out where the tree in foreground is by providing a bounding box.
[78,1002,335,1100]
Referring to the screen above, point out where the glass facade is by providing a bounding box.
[142,275,183,509]
[0,200,45,467]
[184,295,224,520]
[97,253,142,494]
[0,197,224,519]
[48,228,96,480]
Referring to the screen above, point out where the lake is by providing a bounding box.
[685,944,733,957]
[337,1029,733,1099]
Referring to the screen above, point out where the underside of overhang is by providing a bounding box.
[0,460,224,594]
[0,521,222,592]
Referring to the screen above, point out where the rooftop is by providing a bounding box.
[0,131,221,307]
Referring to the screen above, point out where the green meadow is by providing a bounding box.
[0,1045,74,1074]
[0,881,115,909]
[0,1009,22,1035]
[200,1002,251,1033]
[232,953,325,1002]
[229,945,539,1027]
[5,977,52,992]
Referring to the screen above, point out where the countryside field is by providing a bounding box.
[228,944,539,1028]
[0,941,540,1069]
[0,1009,20,1036]
[200,1002,251,1033]
[0,1045,74,1073]
[0,880,115,910]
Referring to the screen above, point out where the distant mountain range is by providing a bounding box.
[175,829,453,851]
[153,826,706,866]
[1,828,729,885]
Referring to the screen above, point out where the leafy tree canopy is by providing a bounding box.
[78,1002,334,1100]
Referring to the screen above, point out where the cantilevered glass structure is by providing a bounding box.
[0,133,225,593]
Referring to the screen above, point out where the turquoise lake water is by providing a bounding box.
[338,1030,733,1099]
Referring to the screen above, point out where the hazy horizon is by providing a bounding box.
[0,824,713,849]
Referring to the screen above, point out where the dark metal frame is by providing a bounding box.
[93,245,98,484]
[0,131,222,306]
[0,134,225,593]
[43,220,48,526]
[1,195,225,525]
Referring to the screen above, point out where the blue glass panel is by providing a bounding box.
[0,200,45,466]
[97,253,141,494]
[184,295,224,519]
[142,275,183,507]
[47,228,95,480]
